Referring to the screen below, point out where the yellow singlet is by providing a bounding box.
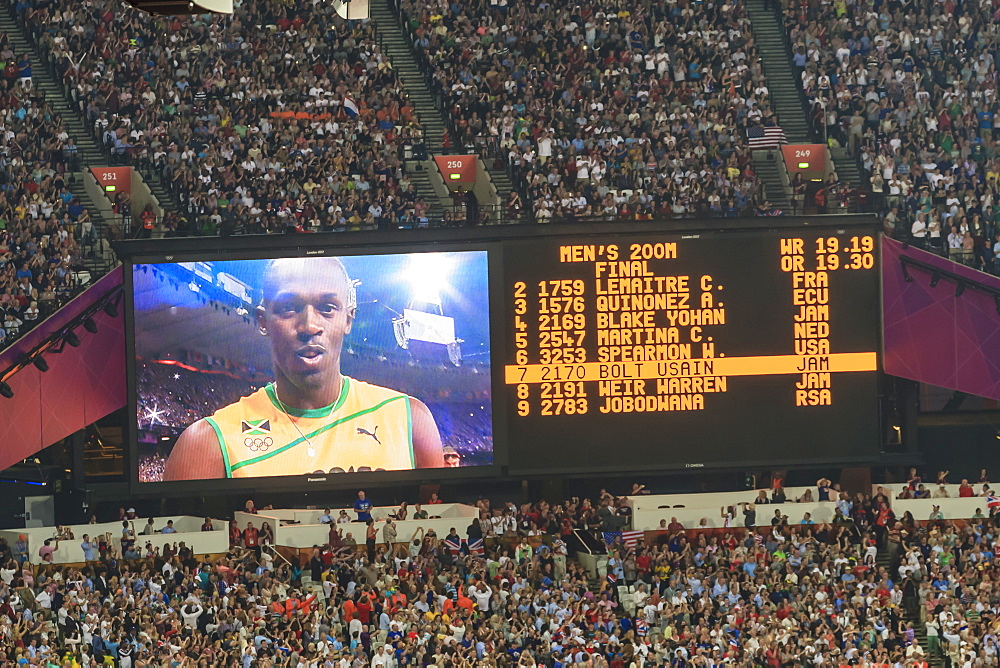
[206,376,414,478]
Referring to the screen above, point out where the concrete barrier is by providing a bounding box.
[0,515,229,564]
[629,487,827,513]
[892,497,991,522]
[633,501,839,530]
[231,505,481,549]
[873,482,996,501]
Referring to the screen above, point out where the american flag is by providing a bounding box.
[747,125,787,149]
[988,495,1000,509]
[604,530,644,549]
[622,530,644,549]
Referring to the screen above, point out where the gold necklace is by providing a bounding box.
[272,384,317,458]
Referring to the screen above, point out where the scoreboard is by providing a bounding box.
[502,229,880,474]
[122,219,884,491]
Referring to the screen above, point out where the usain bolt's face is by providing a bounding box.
[257,258,354,393]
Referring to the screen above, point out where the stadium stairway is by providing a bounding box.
[829,146,863,186]
[1,7,116,276]
[1,2,174,241]
[744,0,811,144]
[745,0,862,189]
[73,183,116,277]
[0,9,105,168]
[751,150,791,211]
[875,548,944,667]
[141,172,176,222]
[371,0,514,212]
[365,0,450,216]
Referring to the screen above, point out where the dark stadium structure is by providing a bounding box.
[0,0,996,661]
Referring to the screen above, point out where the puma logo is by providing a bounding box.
[356,426,380,444]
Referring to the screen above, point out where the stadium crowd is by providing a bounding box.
[0,475,997,666]
[400,0,773,221]
[785,0,1000,273]
[0,32,93,348]
[16,0,434,235]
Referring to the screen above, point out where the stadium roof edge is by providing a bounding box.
[114,215,880,261]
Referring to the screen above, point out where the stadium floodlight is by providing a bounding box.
[929,272,941,288]
[32,355,49,372]
[83,317,98,334]
[103,300,118,318]
[64,331,80,347]
[955,281,966,298]
[123,0,232,15]
[901,263,913,283]
[0,381,12,398]
[331,0,369,19]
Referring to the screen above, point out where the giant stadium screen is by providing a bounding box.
[125,221,882,490]
[130,251,493,486]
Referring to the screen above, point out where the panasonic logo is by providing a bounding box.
[307,477,327,483]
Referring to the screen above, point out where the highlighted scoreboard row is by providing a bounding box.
[504,352,878,384]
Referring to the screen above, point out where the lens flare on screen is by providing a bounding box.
[405,253,454,305]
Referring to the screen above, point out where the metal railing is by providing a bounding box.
[0,274,95,350]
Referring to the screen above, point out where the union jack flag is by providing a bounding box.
[445,536,462,556]
[987,495,1000,509]
[466,538,484,557]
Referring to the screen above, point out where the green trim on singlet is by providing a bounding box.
[205,417,232,478]
[263,376,351,418]
[406,398,414,469]
[229,394,409,472]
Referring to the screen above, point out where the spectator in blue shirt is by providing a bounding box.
[16,56,31,86]
[80,535,96,561]
[354,491,373,522]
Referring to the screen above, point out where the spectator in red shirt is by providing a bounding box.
[243,522,260,557]
[959,479,975,497]
[229,523,242,547]
[37,539,58,563]
[355,591,373,625]
[342,597,356,622]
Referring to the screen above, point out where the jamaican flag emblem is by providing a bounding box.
[241,419,271,435]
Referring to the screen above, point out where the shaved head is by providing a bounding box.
[260,257,357,311]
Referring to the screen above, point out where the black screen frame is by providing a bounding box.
[124,239,509,497]
[119,216,883,496]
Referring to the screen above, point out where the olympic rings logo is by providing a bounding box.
[244,437,273,452]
